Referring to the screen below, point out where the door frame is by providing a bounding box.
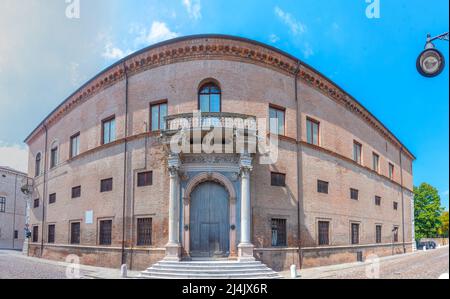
[183,172,237,258]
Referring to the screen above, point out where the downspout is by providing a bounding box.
[129,121,149,270]
[41,124,49,257]
[399,147,406,253]
[121,63,129,265]
[12,173,18,249]
[294,60,303,269]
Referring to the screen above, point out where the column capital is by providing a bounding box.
[168,153,181,177]
[240,153,253,175]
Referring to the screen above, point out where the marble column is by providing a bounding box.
[238,153,255,261]
[165,153,182,261]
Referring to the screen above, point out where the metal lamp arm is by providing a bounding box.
[428,32,449,43]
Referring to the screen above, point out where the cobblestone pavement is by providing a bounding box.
[0,250,141,279]
[315,247,449,279]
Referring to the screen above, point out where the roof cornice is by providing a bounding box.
[23,34,415,160]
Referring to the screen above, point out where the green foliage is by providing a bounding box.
[414,183,444,240]
[438,211,449,238]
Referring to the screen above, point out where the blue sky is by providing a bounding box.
[0,0,448,209]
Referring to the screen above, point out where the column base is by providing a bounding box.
[164,243,182,261]
[238,243,255,262]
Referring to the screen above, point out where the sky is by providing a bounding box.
[0,0,448,209]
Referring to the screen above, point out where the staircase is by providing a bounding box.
[140,260,282,279]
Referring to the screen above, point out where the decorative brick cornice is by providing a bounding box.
[24,35,414,160]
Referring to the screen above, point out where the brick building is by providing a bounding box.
[24,35,415,272]
[0,166,30,250]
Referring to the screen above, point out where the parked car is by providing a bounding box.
[417,241,437,250]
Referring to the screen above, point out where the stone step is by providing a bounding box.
[141,260,282,279]
[146,268,275,275]
[141,271,281,279]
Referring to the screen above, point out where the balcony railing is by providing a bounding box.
[163,112,257,133]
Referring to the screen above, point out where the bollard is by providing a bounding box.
[423,247,427,252]
[121,264,128,278]
[290,265,297,279]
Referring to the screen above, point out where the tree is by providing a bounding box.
[414,183,444,240]
[438,211,449,238]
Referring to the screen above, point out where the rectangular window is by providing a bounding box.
[351,223,360,245]
[353,141,362,164]
[150,102,168,132]
[318,221,330,246]
[0,197,5,213]
[100,178,113,193]
[373,153,380,172]
[32,226,39,243]
[389,163,395,180]
[70,222,81,245]
[99,220,113,245]
[137,171,153,187]
[72,186,81,199]
[50,147,58,169]
[49,193,56,204]
[376,225,382,244]
[317,180,329,194]
[137,218,152,246]
[271,172,286,187]
[70,133,80,158]
[306,118,320,145]
[393,226,399,243]
[33,198,39,208]
[375,196,382,206]
[269,106,286,136]
[14,230,18,239]
[271,219,287,247]
[350,188,359,200]
[393,202,398,211]
[48,224,55,244]
[102,116,116,145]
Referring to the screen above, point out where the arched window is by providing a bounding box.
[35,153,41,177]
[50,142,59,169]
[198,83,221,112]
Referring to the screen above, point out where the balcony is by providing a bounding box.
[163,112,257,135]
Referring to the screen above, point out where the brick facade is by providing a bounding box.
[25,35,414,271]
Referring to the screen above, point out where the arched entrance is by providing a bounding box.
[183,172,237,258]
[190,182,230,257]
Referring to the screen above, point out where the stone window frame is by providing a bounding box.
[49,193,56,204]
[33,198,40,209]
[389,162,395,180]
[101,115,116,145]
[47,223,56,244]
[0,197,6,213]
[316,218,332,246]
[69,220,82,245]
[270,218,288,247]
[268,103,286,137]
[198,80,222,113]
[306,116,321,146]
[35,152,42,177]
[270,172,286,187]
[49,140,60,170]
[135,216,153,247]
[392,225,400,243]
[97,217,114,246]
[70,132,81,158]
[350,221,362,245]
[353,140,363,165]
[372,152,380,173]
[375,224,383,244]
[100,178,113,193]
[137,171,153,187]
[71,186,81,199]
[375,196,382,206]
[317,180,329,194]
[149,100,168,132]
[350,188,359,201]
[32,225,39,243]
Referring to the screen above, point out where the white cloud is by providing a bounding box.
[102,42,129,60]
[302,42,314,58]
[182,0,202,20]
[269,34,280,43]
[274,6,306,35]
[0,142,28,173]
[442,190,449,197]
[137,21,179,45]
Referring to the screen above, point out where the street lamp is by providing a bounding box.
[417,32,449,78]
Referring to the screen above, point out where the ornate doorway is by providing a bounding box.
[189,181,230,258]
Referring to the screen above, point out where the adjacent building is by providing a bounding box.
[24,35,415,271]
[0,166,30,250]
